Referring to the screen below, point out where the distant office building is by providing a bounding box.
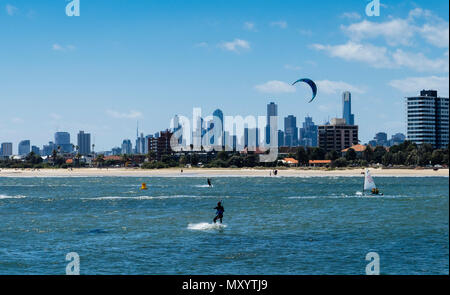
[122,139,133,155]
[111,147,122,156]
[299,116,318,147]
[135,133,146,154]
[144,135,154,154]
[55,132,73,153]
[369,132,388,147]
[42,141,56,156]
[266,102,278,144]
[148,130,173,159]
[209,109,224,147]
[389,133,406,146]
[277,130,285,147]
[77,131,91,155]
[31,145,40,155]
[342,91,355,125]
[406,90,449,149]
[244,127,259,149]
[284,115,298,147]
[318,118,358,152]
[18,140,31,156]
[1,142,13,157]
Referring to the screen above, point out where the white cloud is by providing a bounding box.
[270,21,287,29]
[106,110,143,119]
[341,9,449,48]
[312,42,392,68]
[392,49,449,73]
[219,39,250,53]
[389,76,449,96]
[312,41,449,73]
[244,22,256,31]
[417,23,449,48]
[254,80,296,94]
[316,80,365,95]
[341,12,361,20]
[52,44,76,51]
[342,19,414,46]
[6,4,18,16]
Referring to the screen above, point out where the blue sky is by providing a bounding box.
[0,0,448,152]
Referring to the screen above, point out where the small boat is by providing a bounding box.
[363,169,382,195]
[140,183,148,190]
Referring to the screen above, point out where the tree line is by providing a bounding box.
[0,141,448,169]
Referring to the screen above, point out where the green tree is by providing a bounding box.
[345,148,357,161]
[431,150,444,165]
[332,157,347,168]
[373,146,387,164]
[228,155,243,168]
[217,151,229,162]
[296,147,309,166]
[362,146,374,162]
[325,150,339,161]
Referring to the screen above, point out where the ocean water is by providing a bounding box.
[0,176,448,275]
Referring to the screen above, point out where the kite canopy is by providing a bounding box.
[292,78,317,103]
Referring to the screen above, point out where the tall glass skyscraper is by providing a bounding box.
[18,140,31,156]
[55,132,73,153]
[284,115,298,147]
[122,139,132,155]
[342,91,355,125]
[211,109,224,146]
[406,90,449,149]
[299,116,318,147]
[266,102,278,144]
[77,131,91,155]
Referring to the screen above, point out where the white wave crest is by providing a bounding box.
[187,222,227,231]
[0,195,26,200]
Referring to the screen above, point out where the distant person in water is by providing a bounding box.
[207,178,212,187]
[213,201,225,224]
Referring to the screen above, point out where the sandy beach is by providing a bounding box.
[0,167,448,177]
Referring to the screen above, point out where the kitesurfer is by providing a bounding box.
[213,201,225,224]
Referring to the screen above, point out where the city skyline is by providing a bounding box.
[2,92,418,156]
[0,0,449,151]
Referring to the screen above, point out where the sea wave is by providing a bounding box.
[0,195,26,200]
[83,195,227,201]
[187,222,227,231]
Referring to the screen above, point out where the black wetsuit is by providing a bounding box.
[213,205,224,223]
[207,179,212,187]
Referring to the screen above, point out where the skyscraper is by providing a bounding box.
[1,142,13,157]
[406,90,449,149]
[42,141,56,156]
[277,130,285,147]
[266,102,278,144]
[31,146,41,155]
[299,116,318,147]
[318,118,358,152]
[211,109,224,147]
[122,139,132,155]
[284,115,298,147]
[77,131,91,155]
[18,140,31,156]
[342,91,355,125]
[55,132,73,153]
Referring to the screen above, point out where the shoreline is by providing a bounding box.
[0,167,448,178]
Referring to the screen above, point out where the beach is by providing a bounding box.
[0,167,448,177]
